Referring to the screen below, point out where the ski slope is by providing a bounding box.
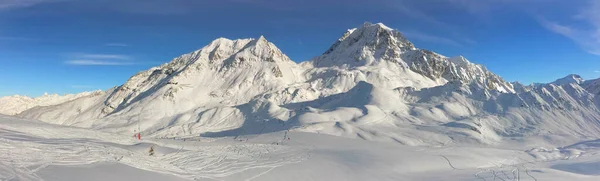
[2,115,600,180]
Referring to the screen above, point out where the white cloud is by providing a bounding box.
[0,0,67,10]
[64,60,134,66]
[64,53,135,66]
[538,0,600,55]
[435,0,600,54]
[594,70,600,73]
[0,0,43,9]
[75,53,131,60]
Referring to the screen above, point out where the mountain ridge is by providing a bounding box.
[0,90,103,115]
[4,22,600,146]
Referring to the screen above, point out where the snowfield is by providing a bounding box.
[3,22,600,180]
[3,115,600,181]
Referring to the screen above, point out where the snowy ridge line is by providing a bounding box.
[0,90,103,115]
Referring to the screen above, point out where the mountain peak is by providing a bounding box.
[308,23,514,93]
[448,55,473,66]
[207,37,237,47]
[552,74,584,85]
[257,35,267,41]
[363,22,394,31]
[167,36,292,71]
[313,22,415,67]
[247,35,271,49]
[179,36,287,67]
[98,36,301,115]
[352,22,405,44]
[362,22,393,31]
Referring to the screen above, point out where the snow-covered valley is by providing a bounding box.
[3,22,600,180]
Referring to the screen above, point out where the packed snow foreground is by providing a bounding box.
[3,22,600,180]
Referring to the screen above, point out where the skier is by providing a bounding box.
[148,145,155,156]
[284,129,291,140]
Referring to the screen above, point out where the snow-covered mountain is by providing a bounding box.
[99,36,303,115]
[582,78,600,95]
[308,23,514,93]
[6,22,600,146]
[552,74,585,85]
[0,91,102,115]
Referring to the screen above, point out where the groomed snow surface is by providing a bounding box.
[2,115,600,181]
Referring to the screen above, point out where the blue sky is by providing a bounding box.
[1,0,600,97]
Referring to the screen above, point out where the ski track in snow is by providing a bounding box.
[243,166,278,181]
[2,117,600,180]
[432,146,544,181]
[0,122,310,181]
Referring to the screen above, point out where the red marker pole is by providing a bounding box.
[138,133,141,140]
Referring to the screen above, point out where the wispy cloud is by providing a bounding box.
[594,70,600,73]
[401,31,466,47]
[438,0,600,55]
[537,0,600,55]
[105,43,129,47]
[64,53,135,66]
[64,60,134,66]
[75,53,131,60]
[0,0,43,9]
[377,0,488,48]
[539,19,600,55]
[381,1,458,32]
[0,0,67,10]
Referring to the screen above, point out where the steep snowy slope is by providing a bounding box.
[10,22,600,148]
[307,22,514,93]
[512,81,535,93]
[0,91,103,115]
[583,78,600,95]
[100,36,302,115]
